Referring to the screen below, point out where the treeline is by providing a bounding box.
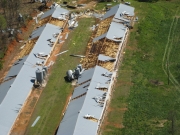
[138,0,158,2]
[0,0,24,69]
[0,0,42,69]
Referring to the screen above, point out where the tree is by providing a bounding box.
[0,15,7,30]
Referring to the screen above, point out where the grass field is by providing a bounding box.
[101,0,180,135]
[95,1,119,10]
[25,18,95,135]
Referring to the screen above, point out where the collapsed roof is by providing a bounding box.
[93,22,127,42]
[40,6,69,20]
[29,25,46,40]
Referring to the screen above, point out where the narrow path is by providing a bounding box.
[162,8,180,90]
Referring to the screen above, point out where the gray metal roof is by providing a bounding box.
[72,81,90,99]
[57,65,112,135]
[52,7,69,19]
[98,54,116,62]
[77,68,95,85]
[0,23,61,135]
[40,8,56,20]
[114,4,134,20]
[29,25,46,40]
[106,21,127,42]
[0,78,15,104]
[0,56,28,104]
[93,22,127,42]
[4,56,28,81]
[102,4,134,21]
[102,5,119,20]
[93,33,107,43]
[40,7,69,20]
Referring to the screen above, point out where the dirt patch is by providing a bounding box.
[107,107,128,112]
[107,107,115,112]
[105,121,124,129]
[126,44,137,51]
[149,119,168,128]
[150,80,164,86]
[156,120,167,127]
[118,80,133,86]
[75,1,97,10]
[118,108,128,111]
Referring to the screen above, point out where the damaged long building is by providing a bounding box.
[0,3,134,135]
[0,6,71,135]
[56,3,134,135]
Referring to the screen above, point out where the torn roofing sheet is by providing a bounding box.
[93,22,127,42]
[106,21,127,42]
[72,81,90,99]
[102,4,119,20]
[98,54,116,62]
[0,78,15,104]
[93,33,107,43]
[40,7,69,20]
[77,68,95,85]
[29,25,46,40]
[114,4,135,20]
[0,56,28,104]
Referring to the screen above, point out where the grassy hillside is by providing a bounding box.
[102,0,180,135]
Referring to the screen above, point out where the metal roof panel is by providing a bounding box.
[0,23,61,135]
[102,5,119,20]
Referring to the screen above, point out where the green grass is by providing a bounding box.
[95,1,120,10]
[25,18,95,135]
[102,0,180,135]
[167,17,180,86]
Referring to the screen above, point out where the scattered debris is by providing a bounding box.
[77,4,86,8]
[135,16,138,21]
[65,33,69,39]
[74,21,78,27]
[106,3,112,6]
[37,12,44,18]
[18,40,24,43]
[20,45,25,49]
[149,80,164,86]
[17,29,22,34]
[31,116,40,127]
[55,50,68,56]
[93,13,103,19]
[34,52,49,59]
[47,61,54,67]
[125,2,131,5]
[50,2,60,9]
[69,54,85,58]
